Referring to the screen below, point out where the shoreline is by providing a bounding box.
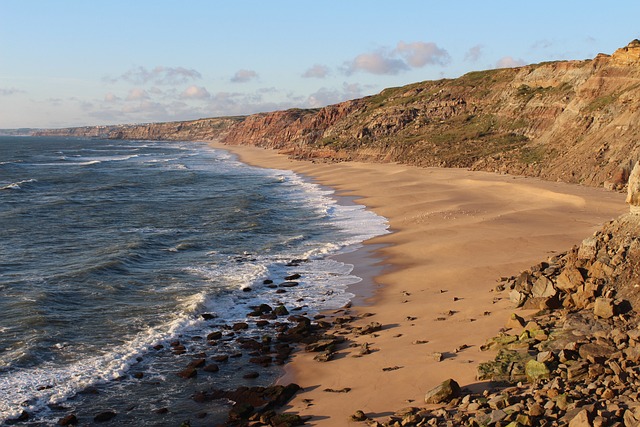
[208,141,626,425]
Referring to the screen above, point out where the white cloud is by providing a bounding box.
[126,88,150,101]
[180,85,211,99]
[343,41,450,75]
[302,64,330,78]
[104,92,120,103]
[344,50,408,75]
[464,45,484,62]
[231,69,259,83]
[495,56,527,69]
[0,87,26,96]
[105,66,202,85]
[395,41,451,67]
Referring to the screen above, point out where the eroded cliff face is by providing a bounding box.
[34,117,243,142]
[35,41,640,189]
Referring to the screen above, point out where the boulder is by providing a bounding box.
[626,161,640,214]
[525,360,550,382]
[555,267,584,291]
[424,378,461,404]
[593,297,615,319]
[531,276,556,298]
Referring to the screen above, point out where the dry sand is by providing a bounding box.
[209,141,626,425]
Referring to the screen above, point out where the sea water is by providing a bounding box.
[0,137,388,425]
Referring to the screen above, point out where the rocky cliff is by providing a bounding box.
[36,40,640,189]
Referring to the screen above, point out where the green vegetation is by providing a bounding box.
[520,146,546,164]
[584,93,620,112]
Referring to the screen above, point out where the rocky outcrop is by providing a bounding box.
[34,40,640,190]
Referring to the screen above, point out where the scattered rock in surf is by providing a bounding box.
[243,371,260,379]
[177,367,197,379]
[57,414,77,426]
[212,354,229,363]
[93,411,117,422]
[207,331,222,340]
[242,287,252,292]
[232,322,249,331]
[279,281,299,288]
[131,372,144,379]
[203,364,219,373]
[263,279,273,285]
[201,313,217,320]
[154,407,169,414]
[273,305,289,316]
[285,273,301,280]
[188,358,206,369]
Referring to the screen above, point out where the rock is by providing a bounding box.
[232,322,249,331]
[568,409,592,427]
[285,273,301,280]
[207,331,222,340]
[274,305,289,316]
[203,364,219,372]
[578,237,598,260]
[424,378,461,404]
[579,342,616,362]
[525,359,550,382]
[531,276,556,298]
[93,411,117,422]
[305,339,337,352]
[556,267,585,291]
[626,162,640,214]
[357,322,382,335]
[243,371,260,379]
[351,410,368,421]
[593,297,615,318]
[58,414,78,426]
[177,367,197,379]
[269,413,304,426]
[506,313,526,329]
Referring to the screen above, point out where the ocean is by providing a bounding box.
[0,136,388,425]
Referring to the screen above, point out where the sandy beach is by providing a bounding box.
[209,141,626,425]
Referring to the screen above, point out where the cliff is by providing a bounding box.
[35,40,640,189]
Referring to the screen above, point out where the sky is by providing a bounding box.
[1,1,639,129]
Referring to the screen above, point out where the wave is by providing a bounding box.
[0,303,204,422]
[0,178,37,191]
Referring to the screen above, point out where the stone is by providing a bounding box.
[568,409,592,427]
[351,410,368,421]
[525,359,550,382]
[58,414,78,426]
[424,378,461,404]
[593,297,615,318]
[626,162,640,214]
[506,313,526,329]
[579,342,616,362]
[93,411,117,422]
[556,267,584,291]
[578,237,598,260]
[177,367,197,379]
[531,276,556,298]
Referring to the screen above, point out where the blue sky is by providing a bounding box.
[1,1,638,129]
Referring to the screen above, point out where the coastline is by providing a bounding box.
[208,141,626,425]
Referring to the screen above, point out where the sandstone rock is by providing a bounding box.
[556,267,585,291]
[424,378,461,404]
[531,276,556,298]
[525,359,550,382]
[593,297,615,319]
[578,238,598,260]
[568,408,592,427]
[626,162,640,214]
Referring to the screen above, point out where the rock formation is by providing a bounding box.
[626,161,640,214]
[34,40,640,191]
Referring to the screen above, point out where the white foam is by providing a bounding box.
[0,178,37,190]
